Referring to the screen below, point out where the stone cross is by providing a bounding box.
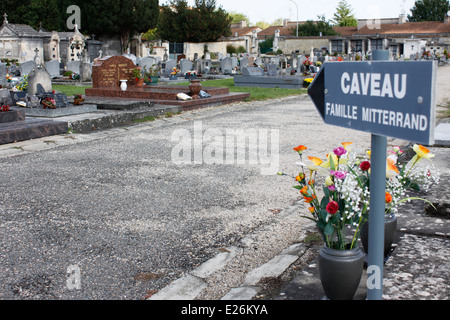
[34,48,42,66]
[3,13,7,24]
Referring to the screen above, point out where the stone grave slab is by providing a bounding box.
[242,67,264,76]
[45,60,60,78]
[234,75,304,89]
[19,60,36,76]
[92,56,137,88]
[12,104,98,118]
[0,63,6,86]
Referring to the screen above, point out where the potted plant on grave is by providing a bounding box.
[279,142,439,300]
[133,67,144,87]
[279,143,369,300]
[184,70,197,80]
[360,144,439,258]
[73,94,85,106]
[169,67,179,80]
[146,64,159,85]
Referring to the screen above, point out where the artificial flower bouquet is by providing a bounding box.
[279,143,439,251]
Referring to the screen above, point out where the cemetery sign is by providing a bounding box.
[308,61,437,145]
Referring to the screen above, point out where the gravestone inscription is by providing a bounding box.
[92,56,137,88]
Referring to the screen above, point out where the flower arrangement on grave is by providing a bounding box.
[184,70,197,80]
[303,59,312,67]
[6,74,12,83]
[171,67,180,76]
[133,67,143,80]
[0,104,10,112]
[303,77,314,88]
[15,75,28,91]
[278,142,439,251]
[42,97,56,109]
[71,72,80,80]
[147,64,160,77]
[73,94,85,105]
[315,61,322,67]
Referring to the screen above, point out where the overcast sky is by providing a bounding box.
[176,0,419,24]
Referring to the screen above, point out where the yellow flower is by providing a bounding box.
[407,144,435,169]
[413,144,434,160]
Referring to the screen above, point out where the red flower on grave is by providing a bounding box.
[326,201,339,215]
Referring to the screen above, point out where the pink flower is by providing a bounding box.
[330,170,347,179]
[328,185,336,191]
[333,147,347,157]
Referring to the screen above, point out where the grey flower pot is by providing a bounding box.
[361,214,397,257]
[319,245,365,300]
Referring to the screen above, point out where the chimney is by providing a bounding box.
[399,12,406,24]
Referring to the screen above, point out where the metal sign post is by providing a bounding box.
[308,51,437,300]
[367,50,389,300]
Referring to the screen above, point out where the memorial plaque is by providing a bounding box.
[92,56,137,88]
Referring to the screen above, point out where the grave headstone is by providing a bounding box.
[267,63,278,76]
[241,67,265,76]
[0,88,12,105]
[81,62,92,81]
[19,60,36,76]
[92,56,137,88]
[45,60,61,78]
[0,63,6,86]
[27,65,52,96]
[66,61,81,74]
[240,57,249,69]
[161,59,177,77]
[231,57,238,69]
[139,56,157,72]
[180,59,193,75]
[220,57,233,75]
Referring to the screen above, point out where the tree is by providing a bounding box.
[332,0,357,26]
[228,11,250,26]
[255,21,270,30]
[293,15,338,36]
[159,0,232,43]
[81,0,159,52]
[29,0,61,31]
[408,0,450,22]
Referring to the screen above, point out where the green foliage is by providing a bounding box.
[332,0,357,26]
[408,0,450,22]
[293,15,338,36]
[158,0,232,43]
[1,0,159,52]
[226,45,246,54]
[228,11,250,25]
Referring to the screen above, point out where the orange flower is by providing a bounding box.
[308,207,315,214]
[294,145,307,153]
[308,180,315,186]
[385,192,393,204]
[387,158,399,174]
[300,186,309,196]
[308,156,323,166]
[303,195,316,203]
[341,142,353,149]
[296,173,305,181]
